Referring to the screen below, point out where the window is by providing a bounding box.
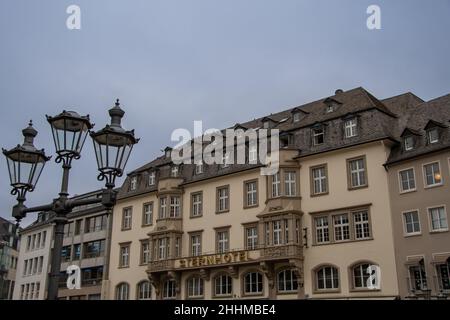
[249,145,257,163]
[273,220,282,245]
[195,163,203,174]
[122,207,132,230]
[73,244,81,260]
[326,104,335,113]
[64,223,73,238]
[315,217,329,244]
[155,198,166,221]
[74,219,82,235]
[187,277,204,298]
[352,263,371,289]
[148,171,155,186]
[216,230,229,253]
[312,127,324,145]
[217,186,229,212]
[116,283,129,300]
[427,128,439,144]
[404,136,414,151]
[311,165,328,195]
[215,274,232,296]
[175,237,181,258]
[271,173,280,197]
[436,259,450,291]
[293,112,300,123]
[245,226,258,250]
[143,202,153,226]
[158,238,169,260]
[191,192,203,217]
[221,153,230,168]
[35,282,40,299]
[141,241,150,264]
[277,269,298,292]
[245,180,258,207]
[83,240,105,258]
[38,256,43,274]
[62,246,72,262]
[403,211,421,235]
[170,196,181,217]
[423,162,442,187]
[119,244,130,268]
[334,214,350,241]
[41,231,46,248]
[163,280,176,299]
[344,118,358,138]
[348,157,367,189]
[353,211,371,239]
[190,234,201,257]
[409,262,428,291]
[399,169,416,192]
[316,266,339,290]
[130,176,137,191]
[171,166,179,177]
[285,171,296,196]
[85,215,107,233]
[429,206,448,231]
[137,281,151,300]
[244,272,263,295]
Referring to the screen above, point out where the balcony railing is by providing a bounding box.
[261,243,302,259]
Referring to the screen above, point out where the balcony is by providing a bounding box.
[148,259,175,272]
[261,244,302,260]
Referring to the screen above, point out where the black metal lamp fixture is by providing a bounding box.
[2,99,139,300]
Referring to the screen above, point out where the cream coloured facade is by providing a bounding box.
[105,87,450,300]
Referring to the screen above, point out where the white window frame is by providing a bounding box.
[120,245,130,267]
[349,158,367,188]
[244,272,263,295]
[218,187,229,212]
[246,226,258,250]
[143,203,153,226]
[402,210,422,236]
[148,172,155,186]
[217,230,229,254]
[130,176,137,191]
[316,266,339,291]
[315,216,330,244]
[333,214,350,242]
[271,173,281,197]
[192,193,202,217]
[137,281,151,300]
[344,118,358,138]
[312,166,327,195]
[398,167,417,193]
[191,234,201,257]
[293,112,300,123]
[273,220,282,245]
[249,145,257,163]
[171,166,179,177]
[427,128,439,144]
[285,171,297,196]
[353,210,371,240]
[404,135,414,151]
[187,277,204,298]
[141,242,150,264]
[277,269,298,293]
[215,274,232,296]
[169,196,181,218]
[122,208,132,230]
[427,205,448,233]
[246,181,258,207]
[422,161,443,188]
[159,197,167,219]
[163,280,176,299]
[313,128,324,146]
[195,162,203,174]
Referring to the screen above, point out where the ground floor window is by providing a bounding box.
[436,260,450,291]
[187,277,204,298]
[244,272,263,295]
[116,282,129,300]
[409,261,428,291]
[163,280,176,299]
[316,266,339,290]
[352,263,371,289]
[137,280,151,300]
[214,274,232,296]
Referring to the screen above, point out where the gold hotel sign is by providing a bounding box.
[178,251,251,268]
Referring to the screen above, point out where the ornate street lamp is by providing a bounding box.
[2,99,139,300]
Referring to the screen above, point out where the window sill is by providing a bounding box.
[348,184,369,191]
[399,189,417,195]
[215,210,230,214]
[141,224,153,228]
[430,229,449,234]
[121,228,132,232]
[189,215,203,219]
[349,288,381,293]
[313,289,341,294]
[424,183,443,189]
[310,192,329,198]
[404,232,422,238]
[243,204,259,210]
[118,265,130,269]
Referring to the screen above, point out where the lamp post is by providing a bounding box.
[2,99,139,300]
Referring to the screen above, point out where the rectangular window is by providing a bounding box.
[315,217,329,244]
[217,186,229,213]
[348,157,367,189]
[175,237,181,258]
[191,192,203,217]
[399,168,416,192]
[130,176,138,191]
[293,112,300,123]
[158,238,167,260]
[423,162,442,187]
[404,136,414,151]
[216,230,229,253]
[334,214,350,241]
[429,206,448,231]
[403,211,421,234]
[344,118,358,138]
[195,163,203,174]
[264,222,270,246]
[249,145,257,163]
[141,241,150,264]
[353,210,371,239]
[271,173,281,197]
[171,166,179,177]
[273,220,282,245]
[73,244,81,260]
[159,197,167,219]
[143,203,153,226]
[74,219,82,235]
[221,153,230,168]
[148,172,155,186]
[285,171,297,196]
[313,128,324,145]
[427,128,439,144]
[190,234,201,257]
[311,165,328,195]
[122,207,132,230]
[245,226,258,250]
[170,196,181,218]
[245,180,258,207]
[119,244,130,267]
[84,240,105,258]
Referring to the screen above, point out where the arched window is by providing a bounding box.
[243,272,263,295]
[352,262,372,289]
[137,280,151,300]
[316,265,339,290]
[277,269,298,292]
[436,258,450,291]
[115,282,129,300]
[187,276,204,298]
[214,274,232,296]
[163,279,176,299]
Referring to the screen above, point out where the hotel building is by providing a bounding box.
[105,87,450,300]
[0,217,20,300]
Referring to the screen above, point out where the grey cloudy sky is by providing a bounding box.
[1,0,449,226]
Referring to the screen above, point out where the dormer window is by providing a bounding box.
[164,147,172,158]
[195,162,203,174]
[171,166,179,177]
[148,171,155,186]
[427,128,439,144]
[130,176,138,191]
[326,104,335,113]
[344,118,358,138]
[280,133,294,148]
[404,136,414,151]
[221,153,230,168]
[293,112,301,123]
[312,127,325,146]
[263,121,270,129]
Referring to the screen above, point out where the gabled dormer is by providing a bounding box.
[311,122,326,146]
[233,123,247,131]
[400,128,421,151]
[291,107,309,123]
[323,97,342,114]
[164,146,172,158]
[424,120,447,145]
[261,116,277,129]
[280,132,295,148]
[128,174,139,191]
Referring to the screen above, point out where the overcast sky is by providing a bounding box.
[1,0,449,226]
